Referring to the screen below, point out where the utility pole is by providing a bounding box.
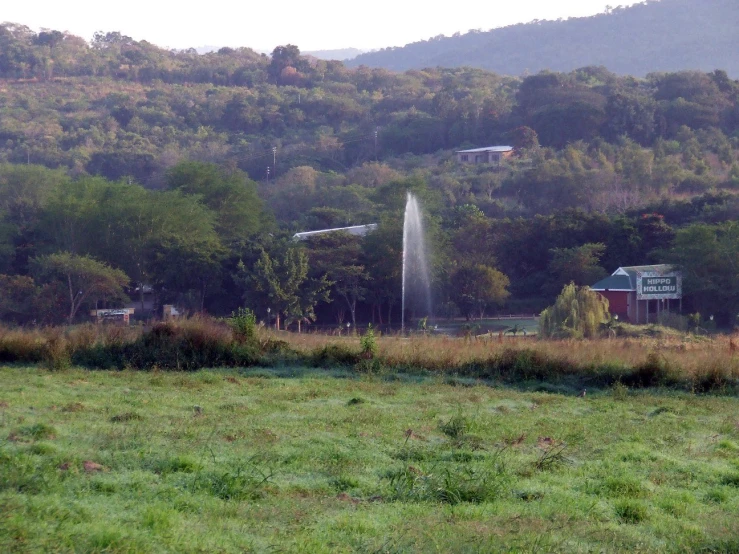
[272,146,277,176]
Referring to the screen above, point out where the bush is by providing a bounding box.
[692,364,732,393]
[309,344,361,367]
[229,308,258,345]
[657,312,689,332]
[43,330,71,371]
[360,325,378,359]
[625,351,677,387]
[0,326,45,363]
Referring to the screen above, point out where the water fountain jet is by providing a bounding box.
[402,192,432,333]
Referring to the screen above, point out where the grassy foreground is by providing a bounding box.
[1,366,738,553]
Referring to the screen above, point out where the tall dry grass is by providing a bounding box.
[275,329,739,390]
[1,320,737,391]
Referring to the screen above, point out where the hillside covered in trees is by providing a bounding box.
[1,20,738,328]
[349,0,739,77]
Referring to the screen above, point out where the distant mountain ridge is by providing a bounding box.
[347,0,739,77]
[194,45,364,61]
[305,48,364,61]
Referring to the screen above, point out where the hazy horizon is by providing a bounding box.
[4,0,643,52]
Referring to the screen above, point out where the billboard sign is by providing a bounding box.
[637,271,682,300]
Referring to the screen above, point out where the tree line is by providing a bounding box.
[1,162,737,327]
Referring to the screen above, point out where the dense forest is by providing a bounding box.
[0,20,738,328]
[349,0,739,77]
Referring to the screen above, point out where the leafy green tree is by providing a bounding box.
[449,264,510,320]
[34,30,64,54]
[604,92,656,145]
[268,45,305,84]
[306,232,369,327]
[240,246,330,331]
[509,126,539,151]
[362,219,402,325]
[0,164,69,273]
[165,161,266,246]
[34,252,130,323]
[546,243,608,296]
[0,274,39,324]
[539,283,610,339]
[42,178,225,312]
[662,222,739,322]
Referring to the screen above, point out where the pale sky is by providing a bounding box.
[4,0,643,52]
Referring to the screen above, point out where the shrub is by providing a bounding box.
[229,308,257,346]
[119,317,237,370]
[43,330,71,371]
[486,348,572,382]
[354,358,383,374]
[625,352,677,387]
[360,324,378,359]
[0,326,45,363]
[692,364,732,393]
[309,344,360,367]
[657,312,689,332]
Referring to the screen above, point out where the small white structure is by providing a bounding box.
[456,146,514,164]
[293,224,378,241]
[90,308,135,325]
[163,305,181,321]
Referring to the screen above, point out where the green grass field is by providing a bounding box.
[1,365,738,553]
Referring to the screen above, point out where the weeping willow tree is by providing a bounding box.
[539,283,610,339]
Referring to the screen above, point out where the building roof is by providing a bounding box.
[591,264,676,291]
[590,274,634,292]
[455,146,514,154]
[293,224,378,241]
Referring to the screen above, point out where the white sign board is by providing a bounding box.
[636,271,682,300]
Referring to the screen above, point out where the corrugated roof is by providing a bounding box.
[614,264,675,289]
[590,274,634,291]
[293,224,378,241]
[455,146,514,154]
[617,265,673,273]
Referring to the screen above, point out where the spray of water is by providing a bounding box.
[402,192,432,332]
